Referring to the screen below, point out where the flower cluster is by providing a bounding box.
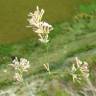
[27,6,53,43]
[10,57,30,82]
[43,63,50,74]
[71,57,89,83]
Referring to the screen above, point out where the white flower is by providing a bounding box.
[10,57,30,82]
[11,57,20,70]
[14,72,23,82]
[35,22,53,34]
[71,57,89,82]
[19,58,30,72]
[80,61,89,78]
[27,6,44,27]
[10,57,30,72]
[75,57,82,68]
[72,64,76,72]
[27,6,53,43]
[36,22,53,43]
[43,63,51,74]
[38,34,49,43]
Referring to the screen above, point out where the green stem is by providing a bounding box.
[46,43,49,63]
[45,42,51,74]
[86,78,96,96]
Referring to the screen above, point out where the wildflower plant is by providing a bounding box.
[27,6,53,43]
[71,57,89,83]
[27,6,53,74]
[9,57,34,96]
[10,57,30,82]
[71,57,96,96]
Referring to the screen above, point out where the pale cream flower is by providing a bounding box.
[10,57,30,82]
[10,57,30,72]
[14,72,23,82]
[35,22,53,34]
[43,63,50,74]
[27,6,44,27]
[19,58,30,72]
[36,22,53,43]
[27,6,53,43]
[75,57,82,68]
[80,61,89,78]
[71,57,89,82]
[10,57,20,70]
[38,34,49,43]
[75,57,89,78]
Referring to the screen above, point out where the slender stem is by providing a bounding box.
[46,43,49,63]
[45,42,51,74]
[85,78,96,96]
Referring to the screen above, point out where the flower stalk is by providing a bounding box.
[10,57,30,82]
[27,6,53,74]
[10,57,34,96]
[71,57,96,96]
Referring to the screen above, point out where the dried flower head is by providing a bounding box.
[27,6,44,27]
[37,22,53,43]
[10,57,30,72]
[14,72,23,82]
[27,6,53,43]
[71,57,89,83]
[34,22,53,34]
[10,57,30,82]
[43,63,51,74]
